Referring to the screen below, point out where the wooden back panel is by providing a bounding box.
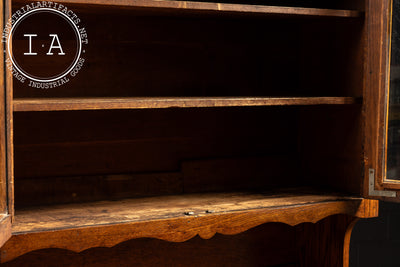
[13,105,364,208]
[13,10,363,98]
[14,107,300,207]
[299,105,363,195]
[11,1,366,207]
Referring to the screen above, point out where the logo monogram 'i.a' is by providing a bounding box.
[24,34,66,56]
[2,2,88,88]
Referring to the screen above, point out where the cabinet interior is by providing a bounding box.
[10,0,365,236]
[13,7,363,98]
[14,104,363,209]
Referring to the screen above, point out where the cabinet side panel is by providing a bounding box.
[5,0,13,218]
[0,0,12,247]
[0,0,12,215]
[0,0,6,214]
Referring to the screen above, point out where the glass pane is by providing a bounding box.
[387,0,400,180]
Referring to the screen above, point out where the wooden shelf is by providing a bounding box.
[14,0,363,18]
[13,97,361,112]
[11,191,363,234]
[0,191,378,262]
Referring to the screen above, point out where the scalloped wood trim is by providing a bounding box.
[0,198,378,263]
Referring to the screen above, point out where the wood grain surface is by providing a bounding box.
[6,0,14,222]
[12,191,366,233]
[0,0,381,266]
[0,0,7,217]
[12,0,363,18]
[3,223,299,267]
[0,216,11,249]
[362,0,400,194]
[13,97,361,112]
[0,194,378,262]
[2,216,360,267]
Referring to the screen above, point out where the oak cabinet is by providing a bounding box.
[0,0,396,266]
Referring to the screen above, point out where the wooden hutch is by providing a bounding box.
[0,0,398,266]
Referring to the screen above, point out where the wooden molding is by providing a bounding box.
[1,198,378,263]
[13,97,361,112]
[13,0,363,18]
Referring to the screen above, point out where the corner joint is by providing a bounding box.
[369,168,396,198]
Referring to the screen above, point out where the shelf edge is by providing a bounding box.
[13,97,361,112]
[0,198,378,263]
[13,0,363,18]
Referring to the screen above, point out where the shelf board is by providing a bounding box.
[14,0,363,18]
[1,191,378,262]
[13,97,361,112]
[11,191,363,234]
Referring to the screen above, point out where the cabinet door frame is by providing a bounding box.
[382,0,400,190]
[0,0,13,247]
[366,0,400,196]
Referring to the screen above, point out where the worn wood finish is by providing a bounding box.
[13,0,363,18]
[363,0,400,195]
[0,197,378,263]
[13,97,361,112]
[378,1,400,190]
[5,0,14,221]
[0,0,13,246]
[12,191,363,233]
[370,0,390,191]
[3,223,299,267]
[1,216,360,267]
[372,0,400,191]
[0,0,7,215]
[0,0,386,265]
[1,215,362,267]
[0,216,11,249]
